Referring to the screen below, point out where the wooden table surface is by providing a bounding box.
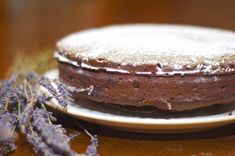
[2,1,235,155]
[9,117,235,156]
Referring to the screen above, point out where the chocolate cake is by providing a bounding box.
[55,24,235,111]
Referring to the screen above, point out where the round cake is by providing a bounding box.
[55,24,235,111]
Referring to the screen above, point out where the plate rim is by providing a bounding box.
[46,98,235,125]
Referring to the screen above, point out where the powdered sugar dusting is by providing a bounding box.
[57,24,235,73]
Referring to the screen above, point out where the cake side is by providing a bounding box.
[59,62,235,111]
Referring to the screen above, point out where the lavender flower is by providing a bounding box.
[39,77,57,93]
[0,76,17,110]
[26,131,56,155]
[0,86,26,118]
[26,72,39,82]
[39,77,69,107]
[0,137,16,155]
[86,135,99,156]
[56,81,72,102]
[0,111,17,154]
[36,95,51,105]
[1,73,16,85]
[0,74,16,97]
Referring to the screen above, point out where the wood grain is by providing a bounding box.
[9,119,235,156]
[2,1,235,154]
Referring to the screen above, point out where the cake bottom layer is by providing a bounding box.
[59,62,235,111]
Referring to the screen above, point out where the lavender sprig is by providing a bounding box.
[31,108,77,156]
[0,75,23,154]
[19,75,77,156]
[0,72,99,156]
[0,74,16,98]
[19,99,59,155]
[19,102,77,156]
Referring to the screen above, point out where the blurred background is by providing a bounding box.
[1,0,235,78]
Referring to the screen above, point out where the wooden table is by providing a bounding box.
[10,117,235,156]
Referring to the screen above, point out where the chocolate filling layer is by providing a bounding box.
[55,51,235,77]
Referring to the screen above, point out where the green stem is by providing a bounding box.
[23,80,29,100]
[28,82,33,98]
[41,103,52,124]
[17,98,21,118]
[21,98,36,134]
[4,99,9,111]
[29,125,35,135]
[12,73,19,88]
[11,125,16,134]
[69,116,93,138]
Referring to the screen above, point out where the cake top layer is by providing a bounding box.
[56,24,235,75]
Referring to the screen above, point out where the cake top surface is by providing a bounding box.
[56,24,235,74]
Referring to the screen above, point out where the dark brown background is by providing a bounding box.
[1,0,235,78]
[1,1,235,156]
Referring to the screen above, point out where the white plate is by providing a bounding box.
[43,69,235,133]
